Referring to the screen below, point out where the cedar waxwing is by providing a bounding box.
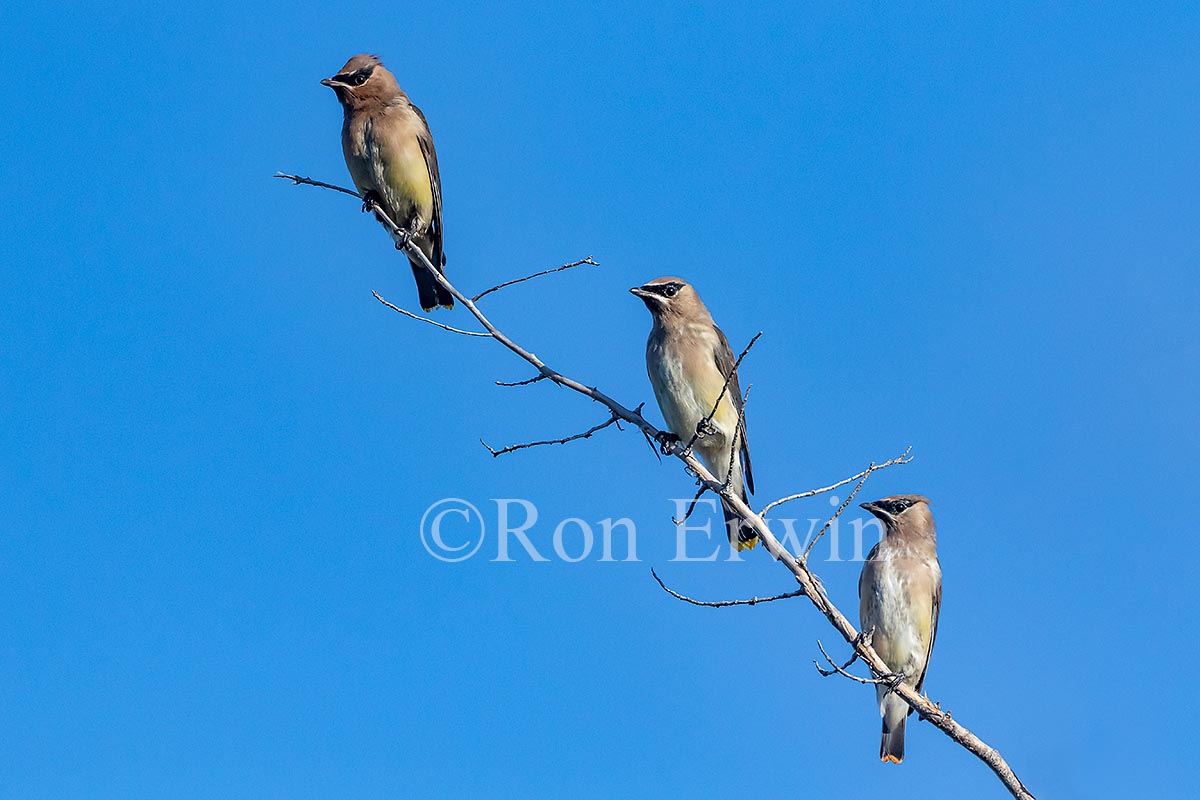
[323,54,452,311]
[631,277,756,550]
[858,494,942,764]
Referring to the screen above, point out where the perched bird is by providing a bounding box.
[858,495,942,764]
[631,277,756,549]
[322,54,452,311]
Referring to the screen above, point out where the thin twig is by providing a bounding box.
[281,174,1037,800]
[717,385,752,541]
[639,427,662,462]
[814,640,886,684]
[480,414,620,457]
[673,386,753,526]
[759,447,913,517]
[275,172,363,199]
[802,470,873,561]
[671,482,711,525]
[684,332,763,454]
[651,568,805,607]
[371,291,491,337]
[472,257,600,302]
[723,385,751,486]
[495,375,548,387]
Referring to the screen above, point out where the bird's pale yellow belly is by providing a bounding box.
[381,138,434,223]
[351,113,433,231]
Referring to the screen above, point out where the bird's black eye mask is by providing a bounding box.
[644,282,684,298]
[335,65,376,86]
[881,499,914,515]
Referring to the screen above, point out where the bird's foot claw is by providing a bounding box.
[655,431,680,455]
[393,228,414,250]
[694,419,718,439]
[360,191,381,213]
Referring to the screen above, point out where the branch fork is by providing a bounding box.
[280,171,1036,800]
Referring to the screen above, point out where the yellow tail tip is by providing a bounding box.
[736,535,759,552]
[882,754,903,764]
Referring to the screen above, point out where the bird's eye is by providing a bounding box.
[662,285,678,298]
[353,72,369,85]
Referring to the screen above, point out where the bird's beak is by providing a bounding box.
[320,78,337,88]
[629,286,652,298]
[860,501,888,521]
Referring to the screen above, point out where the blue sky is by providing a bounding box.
[1,2,1196,798]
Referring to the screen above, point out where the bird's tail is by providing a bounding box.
[407,253,453,311]
[880,715,906,764]
[721,499,758,551]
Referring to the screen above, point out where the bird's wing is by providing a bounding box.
[914,575,941,695]
[713,326,753,494]
[410,102,444,268]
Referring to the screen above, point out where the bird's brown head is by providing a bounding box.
[629,276,708,322]
[860,494,935,537]
[321,54,404,109]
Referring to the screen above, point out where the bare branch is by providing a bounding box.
[372,291,491,337]
[495,375,548,387]
[651,568,805,607]
[671,482,711,525]
[639,427,663,462]
[275,172,363,199]
[281,174,1037,800]
[814,640,887,684]
[480,414,620,457]
[472,257,600,302]
[759,447,913,517]
[803,469,872,561]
